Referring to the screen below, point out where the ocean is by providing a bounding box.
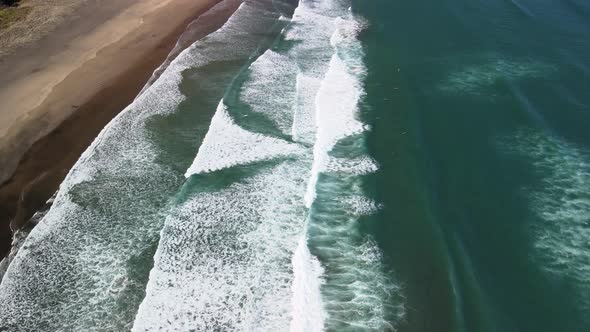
[0,0,589,331]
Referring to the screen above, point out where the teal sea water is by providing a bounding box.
[355,0,590,330]
[0,0,589,331]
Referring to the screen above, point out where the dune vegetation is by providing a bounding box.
[0,1,30,30]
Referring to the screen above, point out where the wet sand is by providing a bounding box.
[0,0,237,257]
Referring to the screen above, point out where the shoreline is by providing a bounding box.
[0,0,238,257]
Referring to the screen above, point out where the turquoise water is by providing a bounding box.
[0,0,589,331]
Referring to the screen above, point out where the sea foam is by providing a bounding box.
[133,159,311,331]
[240,49,298,136]
[305,50,367,207]
[0,1,286,330]
[1,0,406,331]
[501,129,590,317]
[184,100,302,176]
[291,74,320,145]
[301,9,406,330]
[134,2,316,329]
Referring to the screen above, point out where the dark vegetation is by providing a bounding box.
[1,0,20,6]
[0,0,28,30]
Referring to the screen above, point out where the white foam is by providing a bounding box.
[307,192,404,330]
[291,74,320,145]
[0,1,288,330]
[299,10,405,330]
[280,2,353,330]
[305,54,367,207]
[184,100,302,176]
[343,195,382,216]
[325,155,379,175]
[0,1,406,330]
[133,159,312,331]
[133,4,326,327]
[330,16,366,49]
[285,0,339,78]
[501,129,590,312]
[240,49,298,135]
[439,57,557,96]
[290,236,326,332]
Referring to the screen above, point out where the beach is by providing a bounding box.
[0,0,228,256]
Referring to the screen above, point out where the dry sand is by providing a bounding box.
[0,0,237,256]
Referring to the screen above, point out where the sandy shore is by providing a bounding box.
[0,0,237,256]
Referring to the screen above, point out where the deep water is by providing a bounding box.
[355,0,590,331]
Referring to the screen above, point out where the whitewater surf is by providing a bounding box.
[0,0,404,331]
